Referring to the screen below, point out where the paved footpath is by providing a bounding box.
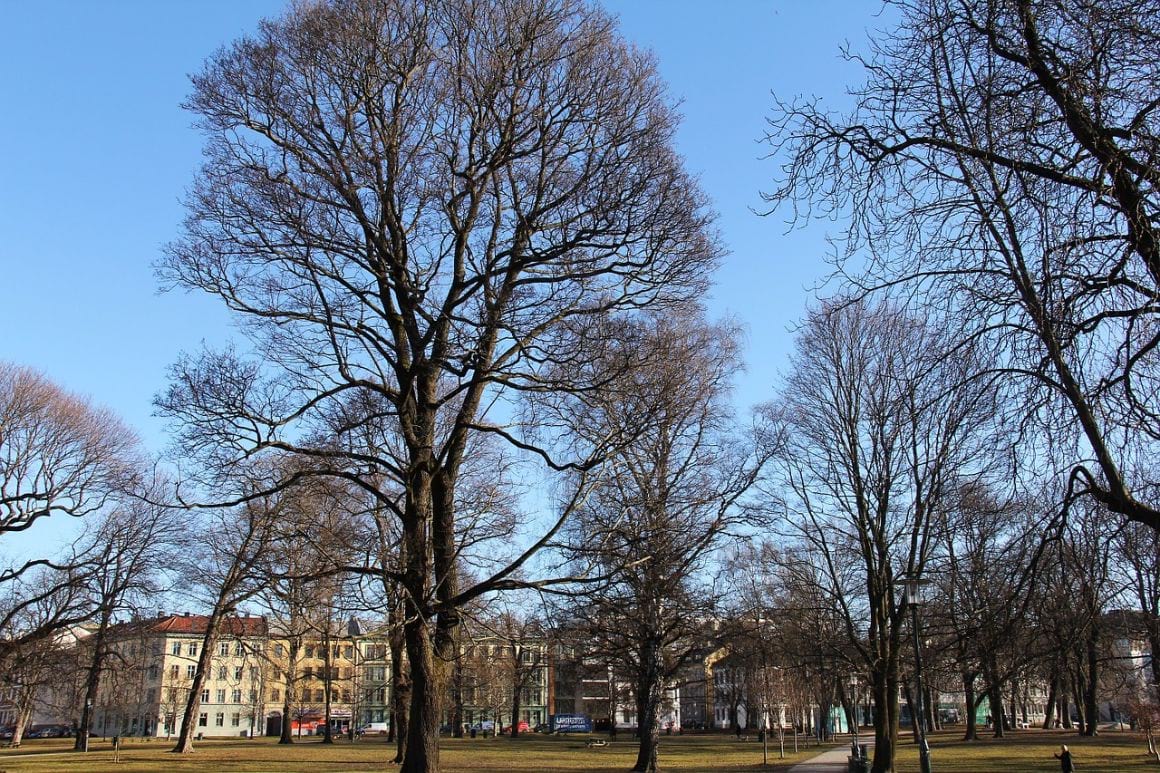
[788,740,874,772]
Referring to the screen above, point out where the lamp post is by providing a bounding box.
[905,576,933,773]
[848,674,859,757]
[82,698,92,752]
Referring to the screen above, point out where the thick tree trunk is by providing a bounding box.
[962,671,978,741]
[400,615,439,773]
[1042,670,1058,730]
[1083,635,1099,736]
[987,682,1005,738]
[870,671,899,773]
[280,638,299,744]
[12,700,32,747]
[632,644,662,773]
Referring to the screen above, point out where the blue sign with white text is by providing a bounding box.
[550,713,593,733]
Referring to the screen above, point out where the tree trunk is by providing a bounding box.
[903,682,919,743]
[322,628,334,744]
[987,682,1005,739]
[74,610,114,752]
[510,666,523,738]
[870,670,898,773]
[1042,668,1058,730]
[962,671,978,741]
[632,643,662,773]
[280,637,299,744]
[400,615,438,773]
[171,613,224,753]
[12,699,32,747]
[1083,635,1099,736]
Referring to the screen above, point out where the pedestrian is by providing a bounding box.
[1054,743,1074,773]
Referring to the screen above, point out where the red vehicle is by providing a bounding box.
[505,721,530,734]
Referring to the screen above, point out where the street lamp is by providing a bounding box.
[904,576,933,773]
[848,674,860,757]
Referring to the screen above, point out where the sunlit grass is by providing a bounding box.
[894,728,1156,772]
[0,733,817,772]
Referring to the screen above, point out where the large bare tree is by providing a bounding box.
[157,2,717,770]
[764,0,1160,532]
[557,314,764,773]
[764,300,998,773]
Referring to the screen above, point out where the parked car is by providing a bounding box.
[533,723,549,734]
[358,722,389,736]
[471,720,496,733]
[504,721,530,734]
[27,725,70,738]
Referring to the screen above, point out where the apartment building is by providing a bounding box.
[83,612,270,739]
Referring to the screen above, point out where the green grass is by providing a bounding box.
[1,729,1154,772]
[892,728,1158,772]
[0,733,815,772]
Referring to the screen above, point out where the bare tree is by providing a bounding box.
[763,300,998,773]
[170,490,281,754]
[0,362,139,657]
[157,2,717,770]
[73,495,180,751]
[557,314,764,773]
[764,0,1160,532]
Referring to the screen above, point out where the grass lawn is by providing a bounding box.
[893,727,1158,772]
[0,733,817,772]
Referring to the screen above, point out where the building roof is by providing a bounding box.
[152,613,268,637]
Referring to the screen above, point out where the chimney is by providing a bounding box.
[183,611,190,617]
[156,610,165,619]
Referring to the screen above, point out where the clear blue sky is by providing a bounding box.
[0,1,880,456]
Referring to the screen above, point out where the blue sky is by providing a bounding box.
[0,1,880,454]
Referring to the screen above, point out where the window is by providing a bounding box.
[234,666,243,680]
[234,642,244,656]
[305,645,314,658]
[189,643,199,657]
[220,642,230,656]
[187,665,197,679]
[169,665,179,680]
[171,642,182,656]
[341,689,351,703]
[218,666,227,680]
[167,688,178,702]
[271,688,282,702]
[215,712,224,727]
[344,645,354,659]
[249,689,258,702]
[274,667,283,680]
[250,667,259,681]
[201,689,210,703]
[198,713,208,727]
[232,689,242,703]
[231,713,241,727]
[148,664,160,679]
[274,643,284,657]
[216,689,226,703]
[315,689,325,702]
[303,666,313,679]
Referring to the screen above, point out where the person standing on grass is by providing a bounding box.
[1054,743,1074,772]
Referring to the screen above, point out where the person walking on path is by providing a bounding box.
[1054,743,1075,773]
